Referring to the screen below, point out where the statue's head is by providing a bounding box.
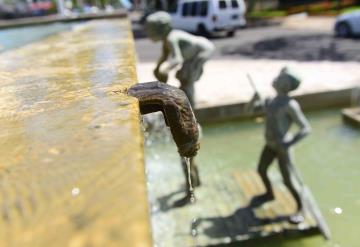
[145,11,172,41]
[272,67,301,94]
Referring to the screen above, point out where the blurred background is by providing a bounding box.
[1,0,360,247]
[1,0,359,19]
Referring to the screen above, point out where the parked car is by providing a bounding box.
[0,4,17,19]
[334,10,360,38]
[169,0,246,37]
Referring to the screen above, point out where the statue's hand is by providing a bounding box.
[253,92,261,101]
[280,138,293,150]
[154,68,168,83]
[281,141,291,150]
[245,92,261,112]
[153,67,159,77]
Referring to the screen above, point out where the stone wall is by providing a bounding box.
[0,18,152,247]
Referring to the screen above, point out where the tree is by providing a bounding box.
[247,0,260,12]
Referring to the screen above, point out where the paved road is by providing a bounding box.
[133,24,360,62]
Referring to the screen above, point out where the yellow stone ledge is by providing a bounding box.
[0,19,151,247]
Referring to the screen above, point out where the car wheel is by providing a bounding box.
[336,22,352,38]
[197,24,209,37]
[227,30,236,37]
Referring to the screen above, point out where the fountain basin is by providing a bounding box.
[145,109,360,247]
[342,107,360,128]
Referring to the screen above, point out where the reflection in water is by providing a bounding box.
[0,23,76,52]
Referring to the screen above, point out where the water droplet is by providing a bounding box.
[224,237,231,243]
[72,187,80,197]
[334,207,342,215]
[190,194,196,204]
[151,205,159,213]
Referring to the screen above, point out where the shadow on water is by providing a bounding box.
[192,202,312,247]
[202,234,312,247]
[156,188,190,212]
[222,34,360,62]
[196,206,289,236]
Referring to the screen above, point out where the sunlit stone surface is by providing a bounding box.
[0,19,151,247]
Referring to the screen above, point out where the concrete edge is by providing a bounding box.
[195,88,356,124]
[0,10,128,30]
[246,17,283,28]
[342,107,360,128]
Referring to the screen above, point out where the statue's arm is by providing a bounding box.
[155,43,169,71]
[286,100,311,147]
[246,92,266,113]
[162,36,183,73]
[154,44,170,82]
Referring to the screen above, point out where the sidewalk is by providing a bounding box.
[282,14,335,32]
[137,58,360,108]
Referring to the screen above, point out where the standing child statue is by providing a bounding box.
[144,11,215,107]
[247,67,311,224]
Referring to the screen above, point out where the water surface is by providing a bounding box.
[145,109,360,247]
[0,22,76,51]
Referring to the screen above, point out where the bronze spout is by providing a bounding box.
[128,81,200,157]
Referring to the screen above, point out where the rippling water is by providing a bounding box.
[0,22,76,51]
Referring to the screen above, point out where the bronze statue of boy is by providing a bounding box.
[144,11,215,107]
[248,67,311,223]
[143,12,214,205]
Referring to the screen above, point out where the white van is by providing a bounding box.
[169,0,246,36]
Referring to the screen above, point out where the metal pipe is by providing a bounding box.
[128,81,200,157]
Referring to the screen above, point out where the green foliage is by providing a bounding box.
[247,10,287,18]
[341,6,360,13]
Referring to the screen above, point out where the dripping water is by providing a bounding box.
[184,157,199,246]
[185,157,196,203]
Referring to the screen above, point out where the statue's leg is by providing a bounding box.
[188,49,213,100]
[177,62,196,107]
[278,151,303,213]
[191,59,205,83]
[249,145,276,207]
[257,145,276,198]
[181,81,195,107]
[190,48,213,85]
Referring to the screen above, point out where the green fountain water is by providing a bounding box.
[145,109,360,247]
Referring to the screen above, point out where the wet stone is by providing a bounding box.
[0,18,151,247]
